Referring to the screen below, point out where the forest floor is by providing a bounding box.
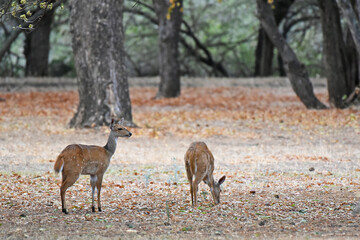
[1,77,360,239]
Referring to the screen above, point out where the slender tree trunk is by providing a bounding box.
[256,0,327,109]
[69,0,133,128]
[277,51,286,76]
[337,0,360,96]
[337,0,360,54]
[318,0,353,108]
[254,29,274,76]
[345,27,359,92]
[254,0,294,77]
[153,0,183,98]
[24,10,54,76]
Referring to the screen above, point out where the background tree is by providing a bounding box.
[317,0,355,108]
[69,0,133,127]
[0,0,63,76]
[152,0,183,98]
[336,0,360,103]
[5,0,360,110]
[124,0,234,77]
[256,0,326,109]
[254,0,294,77]
[280,1,321,76]
[24,8,55,76]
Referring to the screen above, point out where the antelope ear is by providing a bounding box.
[110,119,115,128]
[119,117,125,125]
[218,175,226,185]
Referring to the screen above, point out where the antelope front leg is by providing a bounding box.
[190,183,194,206]
[208,176,217,205]
[90,175,97,212]
[185,167,194,206]
[96,174,104,212]
[192,177,202,206]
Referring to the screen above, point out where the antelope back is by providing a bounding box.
[185,142,214,177]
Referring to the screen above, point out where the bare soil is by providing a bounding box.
[1,77,360,239]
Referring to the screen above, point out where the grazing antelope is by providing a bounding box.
[54,119,132,214]
[184,142,226,206]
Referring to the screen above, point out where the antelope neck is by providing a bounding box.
[204,177,215,188]
[104,131,118,155]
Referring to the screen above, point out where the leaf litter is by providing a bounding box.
[1,84,360,239]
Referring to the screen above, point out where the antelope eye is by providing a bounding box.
[118,128,123,131]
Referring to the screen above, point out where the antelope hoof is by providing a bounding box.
[62,208,68,214]
[98,207,102,212]
[92,206,95,212]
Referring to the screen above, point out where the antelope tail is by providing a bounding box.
[54,155,64,174]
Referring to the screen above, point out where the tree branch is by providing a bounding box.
[0,28,22,62]
[124,4,229,77]
[0,0,63,62]
[180,20,228,77]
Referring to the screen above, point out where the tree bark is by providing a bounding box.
[254,29,274,76]
[256,0,327,109]
[318,0,353,108]
[24,10,54,76]
[277,51,286,76]
[345,27,359,94]
[153,0,183,98]
[69,0,133,128]
[337,0,360,54]
[336,0,360,98]
[254,0,294,77]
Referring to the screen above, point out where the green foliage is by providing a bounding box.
[280,1,323,77]
[183,0,257,76]
[0,33,26,77]
[0,2,73,77]
[1,0,324,78]
[1,0,61,31]
[48,6,75,77]
[124,0,258,77]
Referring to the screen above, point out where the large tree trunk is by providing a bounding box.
[24,10,54,76]
[254,0,294,77]
[153,0,183,98]
[256,0,327,109]
[69,0,133,128]
[318,0,353,108]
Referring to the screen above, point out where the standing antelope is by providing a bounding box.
[54,119,132,214]
[184,142,226,206]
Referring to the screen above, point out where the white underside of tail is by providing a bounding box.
[59,162,64,173]
[194,160,197,175]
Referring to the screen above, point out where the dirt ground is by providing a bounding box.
[1,77,360,239]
